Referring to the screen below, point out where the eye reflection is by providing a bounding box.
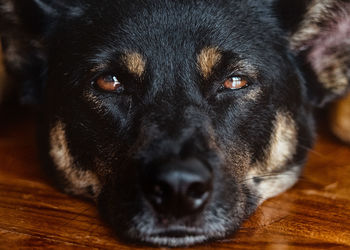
[96,75,121,92]
[223,76,248,90]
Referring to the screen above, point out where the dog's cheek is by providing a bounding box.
[245,111,301,203]
[49,120,102,200]
[263,111,298,171]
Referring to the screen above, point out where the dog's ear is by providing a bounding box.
[274,0,350,107]
[0,0,84,36]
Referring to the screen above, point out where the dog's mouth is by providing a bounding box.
[143,235,208,247]
[137,226,225,247]
[143,229,209,247]
[151,227,204,238]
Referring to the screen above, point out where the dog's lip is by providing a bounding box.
[143,235,208,247]
[143,230,207,247]
[140,227,209,246]
[131,222,228,246]
[150,228,203,238]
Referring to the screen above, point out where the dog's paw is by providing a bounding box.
[330,93,350,144]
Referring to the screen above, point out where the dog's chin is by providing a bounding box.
[141,234,209,247]
[131,227,227,247]
[124,213,239,247]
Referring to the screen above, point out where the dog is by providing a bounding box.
[1,0,349,247]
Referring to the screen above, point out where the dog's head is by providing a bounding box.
[1,0,350,246]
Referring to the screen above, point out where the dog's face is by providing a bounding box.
[1,0,350,247]
[44,1,316,245]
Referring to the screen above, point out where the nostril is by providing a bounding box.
[151,184,164,206]
[187,182,210,200]
[147,182,171,208]
[142,158,213,217]
[186,181,211,212]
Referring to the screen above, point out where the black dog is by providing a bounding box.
[1,0,349,247]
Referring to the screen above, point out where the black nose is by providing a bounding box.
[142,158,213,217]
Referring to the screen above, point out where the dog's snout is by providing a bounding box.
[143,158,213,217]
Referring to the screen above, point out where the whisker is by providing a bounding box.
[238,172,299,184]
[298,144,326,158]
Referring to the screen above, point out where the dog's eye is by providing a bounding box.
[223,76,248,90]
[95,75,121,92]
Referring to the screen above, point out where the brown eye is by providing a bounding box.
[96,75,121,92]
[223,76,248,90]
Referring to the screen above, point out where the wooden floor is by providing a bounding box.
[0,111,349,249]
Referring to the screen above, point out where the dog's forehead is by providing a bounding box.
[85,0,280,65]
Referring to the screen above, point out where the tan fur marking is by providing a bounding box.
[198,47,222,79]
[246,166,300,203]
[245,111,299,202]
[50,121,101,200]
[123,52,146,77]
[267,112,298,170]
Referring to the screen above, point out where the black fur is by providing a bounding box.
[1,0,349,247]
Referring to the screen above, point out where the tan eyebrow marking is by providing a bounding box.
[123,52,146,77]
[197,47,222,79]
